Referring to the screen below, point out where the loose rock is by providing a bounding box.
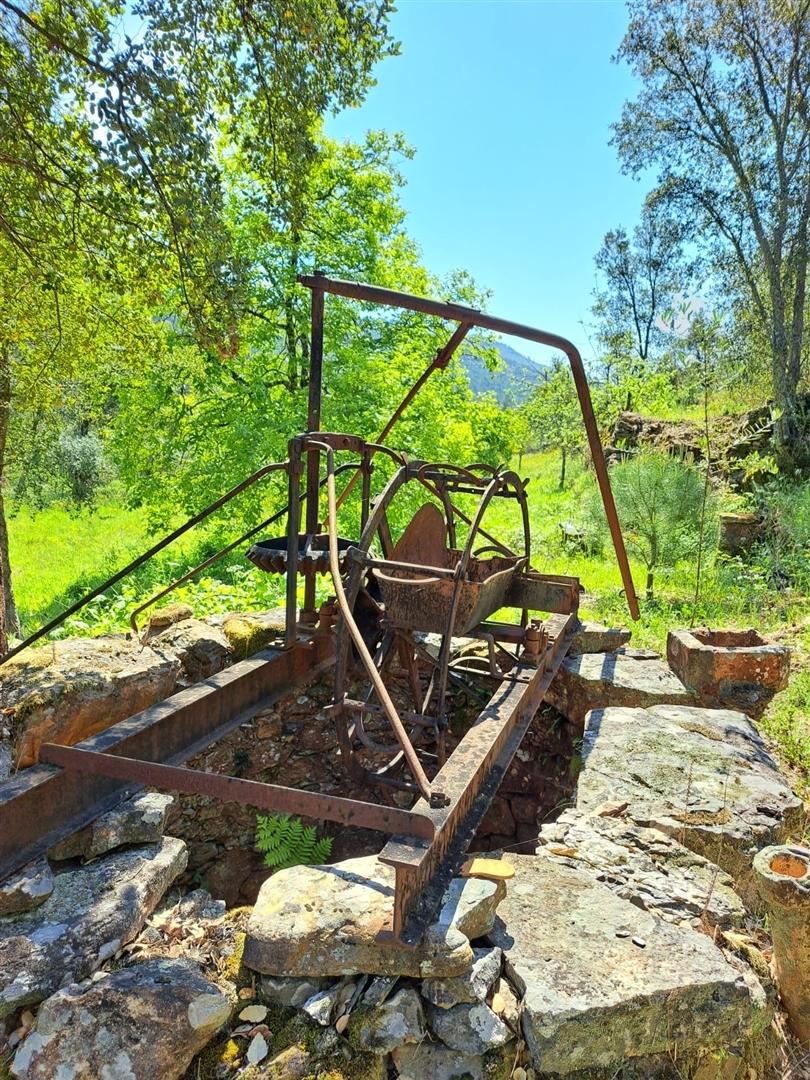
[0,859,53,917]
[350,987,425,1052]
[0,836,187,1018]
[151,618,232,684]
[427,999,513,1055]
[260,974,331,1008]
[392,1039,485,1080]
[10,957,231,1080]
[48,791,174,861]
[422,947,502,1008]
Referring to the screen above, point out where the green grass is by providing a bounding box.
[7,502,148,628]
[6,500,286,639]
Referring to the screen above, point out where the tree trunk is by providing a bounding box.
[0,345,19,648]
[559,446,567,490]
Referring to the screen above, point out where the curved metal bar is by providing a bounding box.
[298,274,640,620]
[0,460,289,665]
[322,445,436,803]
[434,472,513,722]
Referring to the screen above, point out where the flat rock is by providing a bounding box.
[570,621,632,655]
[3,636,179,768]
[0,836,187,1018]
[547,653,696,726]
[392,1040,485,1080]
[243,855,504,978]
[350,987,425,1052]
[422,946,502,1008]
[150,618,232,683]
[0,859,54,917]
[214,609,286,660]
[10,957,231,1080]
[49,791,174,861]
[577,705,805,898]
[489,853,768,1075]
[537,808,745,928]
[427,999,513,1055]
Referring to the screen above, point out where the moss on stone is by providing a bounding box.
[222,617,278,661]
[188,1035,243,1079]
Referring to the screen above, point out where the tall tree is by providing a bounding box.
[614,0,810,461]
[593,206,685,371]
[0,0,395,640]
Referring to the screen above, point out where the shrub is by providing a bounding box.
[587,452,717,600]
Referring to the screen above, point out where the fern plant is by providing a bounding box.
[255,814,333,872]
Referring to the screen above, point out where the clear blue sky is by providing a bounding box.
[326,0,649,364]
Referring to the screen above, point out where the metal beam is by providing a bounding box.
[0,638,334,881]
[40,743,435,841]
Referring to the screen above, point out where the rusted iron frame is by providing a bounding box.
[0,639,334,881]
[318,439,440,806]
[379,609,578,943]
[433,471,528,725]
[298,274,640,620]
[39,743,436,841]
[303,274,326,621]
[0,460,289,666]
[130,460,364,636]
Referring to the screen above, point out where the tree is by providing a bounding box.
[614,0,810,462]
[521,358,582,489]
[588,452,715,600]
[594,206,686,373]
[0,0,396,640]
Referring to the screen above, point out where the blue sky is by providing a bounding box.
[326,0,650,365]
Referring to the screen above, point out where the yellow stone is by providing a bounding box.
[460,858,515,882]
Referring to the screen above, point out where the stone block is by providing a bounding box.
[242,855,505,978]
[667,628,789,718]
[48,791,174,861]
[569,621,632,655]
[151,618,232,683]
[537,808,745,927]
[547,652,696,727]
[489,853,768,1074]
[3,636,179,768]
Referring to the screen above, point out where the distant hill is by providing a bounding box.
[461,341,544,406]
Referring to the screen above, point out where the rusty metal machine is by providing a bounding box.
[0,274,639,943]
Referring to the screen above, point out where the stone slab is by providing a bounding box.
[150,618,232,684]
[0,836,187,1017]
[242,855,505,978]
[3,636,179,768]
[48,791,174,861]
[10,957,231,1080]
[537,808,745,928]
[569,621,632,655]
[547,653,696,726]
[489,853,767,1075]
[577,705,805,898]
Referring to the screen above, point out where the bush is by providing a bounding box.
[587,452,717,600]
[57,431,110,506]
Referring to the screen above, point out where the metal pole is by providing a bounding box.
[303,273,325,620]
